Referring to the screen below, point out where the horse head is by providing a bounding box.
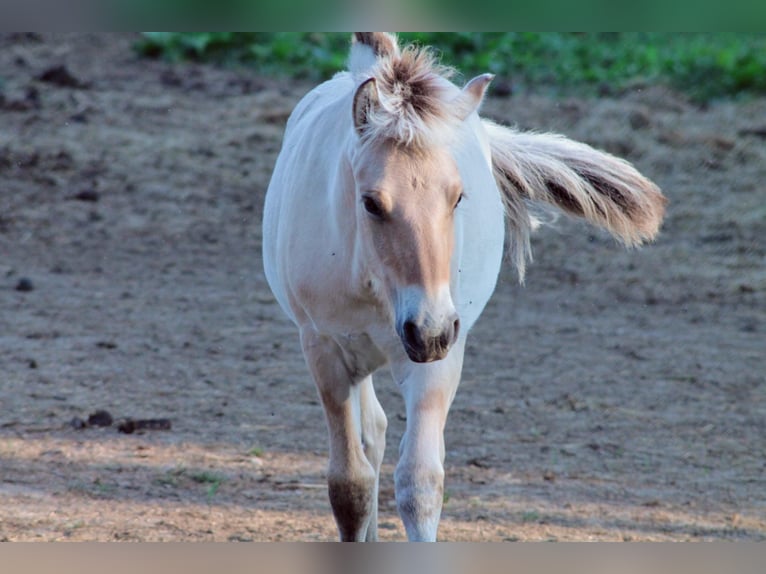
[347,39,493,363]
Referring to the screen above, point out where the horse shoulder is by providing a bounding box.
[264,76,361,328]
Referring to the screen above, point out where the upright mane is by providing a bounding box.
[349,33,462,148]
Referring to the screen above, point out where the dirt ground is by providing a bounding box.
[1,33,764,542]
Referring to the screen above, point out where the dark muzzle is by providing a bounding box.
[398,315,460,363]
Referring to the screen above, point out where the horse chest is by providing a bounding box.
[333,332,388,380]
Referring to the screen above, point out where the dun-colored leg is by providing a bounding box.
[301,328,378,542]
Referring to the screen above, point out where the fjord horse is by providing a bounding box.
[262,32,666,541]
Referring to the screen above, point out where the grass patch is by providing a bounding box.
[188,470,225,484]
[248,446,264,458]
[187,470,225,501]
[135,32,766,102]
[154,467,226,501]
[521,510,541,523]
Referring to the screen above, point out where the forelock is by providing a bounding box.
[360,44,462,148]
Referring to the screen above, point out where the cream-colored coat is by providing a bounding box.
[262,33,665,542]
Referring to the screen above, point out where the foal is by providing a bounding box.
[262,33,666,541]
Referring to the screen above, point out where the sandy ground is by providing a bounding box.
[1,33,764,541]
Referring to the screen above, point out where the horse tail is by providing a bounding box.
[484,118,666,241]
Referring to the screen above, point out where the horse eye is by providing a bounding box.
[363,196,385,219]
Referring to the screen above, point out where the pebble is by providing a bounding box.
[70,190,100,202]
[87,409,114,427]
[37,65,88,89]
[15,277,34,292]
[118,418,172,434]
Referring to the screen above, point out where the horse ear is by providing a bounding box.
[455,73,494,120]
[353,33,399,58]
[353,77,380,135]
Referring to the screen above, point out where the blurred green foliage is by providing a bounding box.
[136,32,766,101]
[137,33,350,79]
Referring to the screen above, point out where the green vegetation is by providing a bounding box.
[248,446,264,458]
[520,509,541,523]
[153,467,226,502]
[136,33,766,102]
[136,32,350,79]
[188,470,226,500]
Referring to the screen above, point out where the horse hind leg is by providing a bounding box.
[301,328,377,541]
[359,375,388,541]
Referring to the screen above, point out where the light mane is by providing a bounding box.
[351,37,462,148]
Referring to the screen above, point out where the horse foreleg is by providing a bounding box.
[392,339,465,541]
[301,328,376,542]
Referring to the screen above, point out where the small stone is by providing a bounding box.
[71,190,100,202]
[117,419,136,434]
[15,277,34,292]
[70,111,88,123]
[467,456,492,468]
[37,65,88,89]
[87,409,113,427]
[118,418,171,433]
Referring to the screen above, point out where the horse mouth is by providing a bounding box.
[403,344,450,363]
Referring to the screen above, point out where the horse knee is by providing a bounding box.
[362,410,387,468]
[373,406,388,438]
[394,462,445,541]
[327,463,377,541]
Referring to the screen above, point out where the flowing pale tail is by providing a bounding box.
[483,119,667,280]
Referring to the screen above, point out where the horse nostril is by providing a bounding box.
[438,316,460,350]
[403,320,420,348]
